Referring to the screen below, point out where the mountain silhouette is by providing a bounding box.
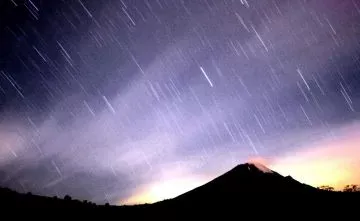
[149,162,358,218]
[152,162,319,209]
[176,162,317,198]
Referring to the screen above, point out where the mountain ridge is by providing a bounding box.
[158,162,319,206]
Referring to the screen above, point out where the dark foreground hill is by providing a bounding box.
[1,163,359,217]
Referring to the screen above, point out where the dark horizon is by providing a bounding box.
[1,161,359,209]
[1,160,360,206]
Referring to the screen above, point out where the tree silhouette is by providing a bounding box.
[318,185,334,191]
[64,195,72,200]
[343,184,360,192]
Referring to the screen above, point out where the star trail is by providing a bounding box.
[0,0,360,204]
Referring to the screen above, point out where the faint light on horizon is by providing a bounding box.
[122,176,208,205]
[270,131,360,190]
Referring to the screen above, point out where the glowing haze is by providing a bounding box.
[0,0,360,205]
[272,122,360,190]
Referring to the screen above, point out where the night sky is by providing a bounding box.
[1,0,360,204]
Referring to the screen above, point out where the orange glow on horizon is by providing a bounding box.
[270,132,360,190]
